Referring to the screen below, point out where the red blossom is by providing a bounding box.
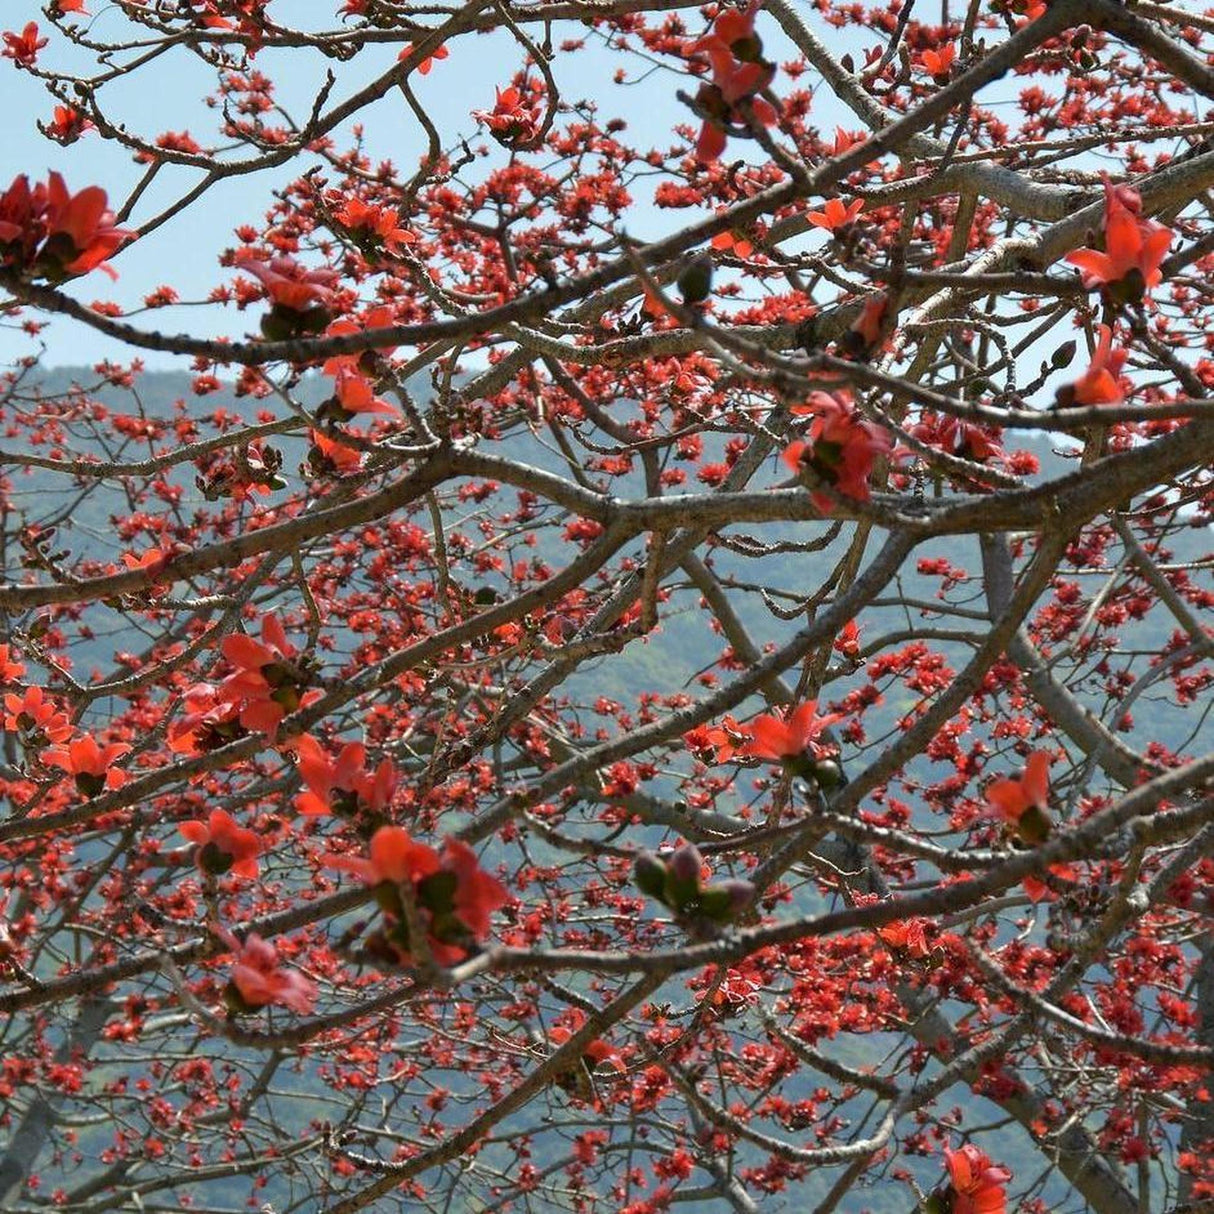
[783,392,893,514]
[1065,324,1129,407]
[179,809,262,879]
[738,700,843,762]
[225,931,317,1015]
[806,197,864,232]
[42,735,131,795]
[944,1143,1012,1214]
[985,751,1052,844]
[3,23,48,67]
[236,253,339,312]
[398,41,448,75]
[1065,178,1172,302]
[3,685,73,744]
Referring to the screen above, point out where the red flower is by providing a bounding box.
[309,428,363,475]
[550,1010,626,1073]
[473,82,544,148]
[167,682,245,755]
[944,1144,1012,1214]
[398,41,448,75]
[225,932,317,1015]
[327,825,443,887]
[1066,324,1128,407]
[806,197,864,232]
[687,0,777,163]
[711,228,754,258]
[1065,178,1172,302]
[180,809,262,879]
[294,733,396,819]
[911,414,1004,464]
[3,23,48,67]
[0,644,26,683]
[42,735,131,795]
[3,685,73,744]
[702,713,749,762]
[738,700,843,762]
[783,392,893,514]
[919,43,956,80]
[878,917,931,956]
[328,827,508,966]
[41,171,131,277]
[236,253,339,312]
[48,105,93,142]
[332,198,416,253]
[219,613,309,736]
[985,750,1052,844]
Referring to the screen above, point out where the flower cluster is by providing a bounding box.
[782,393,893,514]
[328,826,509,966]
[217,613,316,737]
[686,0,777,163]
[0,172,131,281]
[180,809,262,879]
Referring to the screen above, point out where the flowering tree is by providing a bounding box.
[1,2,1213,1213]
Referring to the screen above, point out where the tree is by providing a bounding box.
[0,1,1211,1211]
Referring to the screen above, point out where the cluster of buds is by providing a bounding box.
[634,843,754,937]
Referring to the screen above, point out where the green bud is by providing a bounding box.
[634,851,669,901]
[1050,340,1077,370]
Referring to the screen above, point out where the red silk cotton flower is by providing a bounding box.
[783,392,893,514]
[327,826,509,966]
[180,809,262,879]
[738,701,843,763]
[42,735,131,797]
[688,0,777,163]
[1065,178,1172,304]
[943,1144,1012,1214]
[0,172,131,281]
[224,931,317,1016]
[985,750,1052,845]
[1062,324,1128,407]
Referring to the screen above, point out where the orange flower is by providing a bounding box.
[944,1144,1012,1214]
[180,809,262,879]
[878,917,931,957]
[0,644,26,683]
[309,428,364,475]
[294,734,396,820]
[225,931,317,1015]
[806,197,864,232]
[237,253,339,313]
[327,827,508,966]
[1065,178,1172,302]
[3,685,73,744]
[738,700,844,763]
[919,43,956,80]
[219,613,309,736]
[42,735,131,796]
[2,23,48,67]
[332,198,416,253]
[1066,324,1128,407]
[41,172,131,278]
[985,751,1052,844]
